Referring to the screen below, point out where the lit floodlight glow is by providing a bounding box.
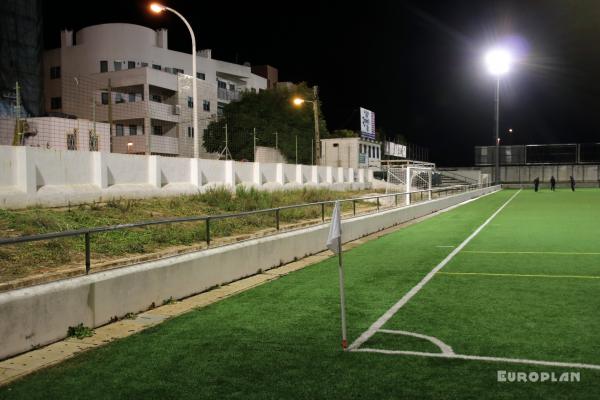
[292,97,305,106]
[150,3,165,13]
[485,48,512,76]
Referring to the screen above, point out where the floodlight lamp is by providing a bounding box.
[292,97,305,106]
[150,3,165,13]
[485,48,512,76]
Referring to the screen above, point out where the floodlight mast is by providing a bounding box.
[485,48,512,185]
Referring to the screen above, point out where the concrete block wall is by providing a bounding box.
[0,185,500,360]
[482,164,600,185]
[0,146,372,209]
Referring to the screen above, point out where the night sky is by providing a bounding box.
[43,1,600,166]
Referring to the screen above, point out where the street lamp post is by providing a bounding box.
[485,48,512,185]
[293,85,321,165]
[151,3,199,158]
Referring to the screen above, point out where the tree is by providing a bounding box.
[328,129,358,138]
[203,83,328,164]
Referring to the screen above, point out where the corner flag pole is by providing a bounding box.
[338,234,348,349]
[327,201,348,350]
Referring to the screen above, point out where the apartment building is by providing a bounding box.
[43,23,270,157]
[321,137,382,170]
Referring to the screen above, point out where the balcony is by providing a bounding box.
[150,134,179,155]
[217,88,241,102]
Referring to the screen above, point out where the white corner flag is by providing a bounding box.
[326,201,348,350]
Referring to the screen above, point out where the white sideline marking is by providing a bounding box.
[378,329,454,355]
[438,271,600,280]
[353,348,600,371]
[463,250,600,256]
[348,190,521,351]
[435,245,455,248]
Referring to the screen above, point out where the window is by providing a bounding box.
[128,93,136,103]
[115,124,124,136]
[203,100,210,112]
[217,102,225,116]
[229,83,235,91]
[196,72,205,80]
[368,146,372,158]
[187,127,194,138]
[153,125,163,136]
[114,61,122,71]
[50,66,61,79]
[101,92,109,105]
[50,97,62,109]
[152,64,161,70]
[218,81,227,89]
[100,60,108,73]
[164,67,173,74]
[174,68,184,75]
[129,125,137,136]
[67,131,77,150]
[141,62,148,67]
[128,61,136,69]
[151,94,162,103]
[115,93,125,104]
[187,97,193,108]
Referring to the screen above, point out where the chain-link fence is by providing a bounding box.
[1,74,318,164]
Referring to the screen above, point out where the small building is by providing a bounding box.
[321,137,382,169]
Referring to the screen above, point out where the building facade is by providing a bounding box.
[321,137,382,170]
[42,23,270,157]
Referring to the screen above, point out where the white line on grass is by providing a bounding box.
[353,348,600,371]
[438,271,600,280]
[462,250,600,256]
[378,329,455,355]
[347,189,522,351]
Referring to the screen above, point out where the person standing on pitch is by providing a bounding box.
[550,176,556,191]
[570,176,576,192]
[534,177,540,192]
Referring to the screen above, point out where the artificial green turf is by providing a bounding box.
[2,189,600,399]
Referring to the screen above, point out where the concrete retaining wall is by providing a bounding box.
[0,146,372,209]
[0,185,500,360]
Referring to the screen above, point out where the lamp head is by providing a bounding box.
[292,97,305,106]
[485,48,512,76]
[150,3,165,13]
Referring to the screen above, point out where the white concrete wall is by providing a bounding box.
[0,185,500,360]
[0,146,371,209]
[481,164,600,184]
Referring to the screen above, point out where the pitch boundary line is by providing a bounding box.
[347,189,522,351]
[462,250,600,256]
[437,271,600,280]
[353,348,600,371]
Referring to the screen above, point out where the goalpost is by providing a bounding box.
[381,160,435,205]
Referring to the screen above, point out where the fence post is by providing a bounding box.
[377,197,380,211]
[206,218,211,246]
[276,209,280,230]
[353,200,356,216]
[85,232,91,274]
[321,203,325,222]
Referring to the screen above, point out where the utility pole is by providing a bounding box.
[108,79,113,153]
[274,131,279,150]
[295,135,298,164]
[12,82,22,146]
[253,127,257,162]
[313,85,321,165]
[311,138,314,165]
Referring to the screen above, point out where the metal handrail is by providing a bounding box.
[0,183,487,274]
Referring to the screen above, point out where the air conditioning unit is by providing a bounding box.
[173,104,181,115]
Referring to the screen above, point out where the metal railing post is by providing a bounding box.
[206,217,211,246]
[321,203,325,222]
[395,194,398,206]
[353,200,356,216]
[276,209,280,230]
[85,232,91,274]
[377,197,380,211]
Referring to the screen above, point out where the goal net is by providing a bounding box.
[381,160,434,204]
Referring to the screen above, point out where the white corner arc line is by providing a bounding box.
[378,329,454,355]
[352,348,600,371]
[348,189,522,351]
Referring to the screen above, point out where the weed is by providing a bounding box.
[67,323,94,339]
